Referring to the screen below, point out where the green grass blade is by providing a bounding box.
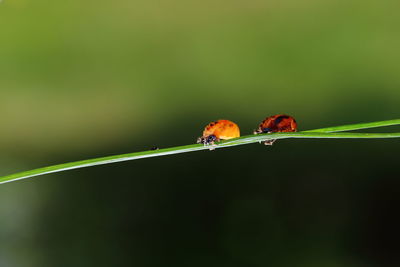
[304,119,400,133]
[1,131,400,184]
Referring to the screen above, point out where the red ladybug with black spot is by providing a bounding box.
[254,114,297,145]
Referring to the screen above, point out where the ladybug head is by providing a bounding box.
[254,127,272,134]
[206,135,218,143]
[197,135,218,145]
[261,127,272,133]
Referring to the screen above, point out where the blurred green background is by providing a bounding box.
[1,0,400,266]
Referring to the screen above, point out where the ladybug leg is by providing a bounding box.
[254,128,274,144]
[204,135,219,150]
[264,139,276,146]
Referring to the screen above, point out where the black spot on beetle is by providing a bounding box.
[274,115,289,125]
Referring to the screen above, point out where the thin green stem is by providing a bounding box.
[304,119,400,133]
[1,130,400,184]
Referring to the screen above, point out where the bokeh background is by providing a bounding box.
[1,0,400,266]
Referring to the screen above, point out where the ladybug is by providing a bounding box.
[197,119,240,146]
[254,114,297,145]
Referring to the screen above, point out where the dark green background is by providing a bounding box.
[1,1,400,266]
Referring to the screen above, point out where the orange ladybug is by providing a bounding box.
[254,114,297,145]
[197,119,240,146]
